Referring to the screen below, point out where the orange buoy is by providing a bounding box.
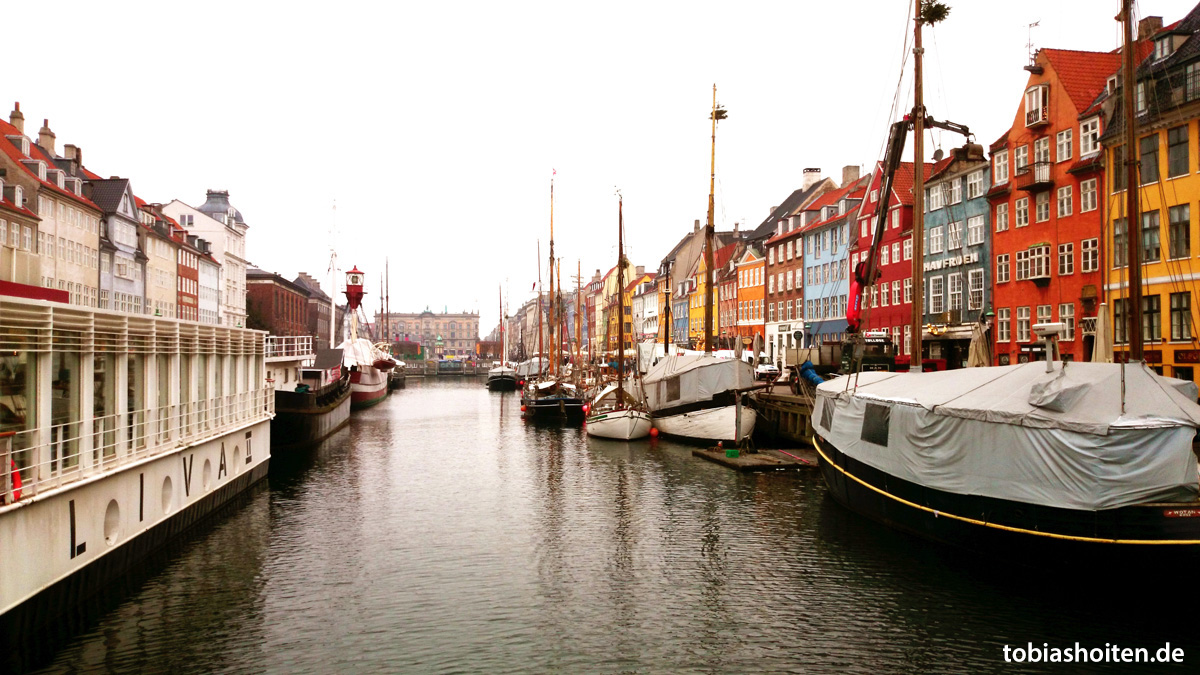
[649,427,659,438]
[520,405,527,412]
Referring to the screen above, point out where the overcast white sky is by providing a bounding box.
[7,0,1197,334]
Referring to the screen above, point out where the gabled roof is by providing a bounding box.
[0,195,39,220]
[713,241,738,270]
[0,118,100,211]
[748,178,836,240]
[766,175,870,245]
[86,178,131,214]
[736,246,762,265]
[1040,48,1123,114]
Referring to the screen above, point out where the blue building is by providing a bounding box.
[798,176,868,347]
[921,143,992,369]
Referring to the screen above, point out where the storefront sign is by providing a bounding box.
[1175,349,1200,364]
[923,251,980,272]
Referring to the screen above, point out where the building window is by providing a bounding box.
[1017,306,1031,342]
[1081,178,1097,212]
[929,225,944,254]
[1058,243,1074,276]
[928,184,944,211]
[1015,145,1029,171]
[1142,211,1161,262]
[1140,135,1160,185]
[997,254,1010,283]
[997,308,1011,342]
[929,276,944,314]
[1015,197,1029,227]
[1113,219,1128,267]
[881,246,889,266]
[994,150,1009,184]
[967,215,984,246]
[904,278,912,303]
[948,179,962,205]
[1056,129,1073,161]
[967,170,984,199]
[1114,299,1128,344]
[948,273,962,311]
[1143,295,1162,342]
[1171,292,1192,341]
[1034,137,1050,164]
[968,269,984,310]
[947,221,963,250]
[1080,117,1100,155]
[1168,125,1189,177]
[1037,304,1052,328]
[995,202,1009,232]
[1112,144,1128,192]
[1057,185,1072,217]
[903,238,912,260]
[892,280,901,305]
[1082,238,1099,272]
[892,242,900,263]
[1169,205,1191,260]
[1035,192,1050,222]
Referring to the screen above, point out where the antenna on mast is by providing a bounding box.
[1026,20,1040,67]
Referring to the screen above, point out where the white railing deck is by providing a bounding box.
[265,335,314,359]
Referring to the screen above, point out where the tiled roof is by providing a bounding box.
[86,178,130,213]
[925,155,956,182]
[713,242,738,270]
[748,179,833,240]
[0,196,39,219]
[1041,48,1123,114]
[0,118,100,211]
[887,161,929,208]
[990,132,1009,151]
[1066,154,1104,174]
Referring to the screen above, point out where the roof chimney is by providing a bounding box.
[9,102,24,135]
[694,219,701,233]
[38,119,55,156]
[802,167,821,190]
[1138,16,1163,41]
[841,165,860,186]
[635,265,645,277]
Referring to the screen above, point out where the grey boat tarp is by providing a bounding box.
[815,362,1200,510]
[643,354,754,411]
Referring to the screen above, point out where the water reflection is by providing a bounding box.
[32,377,1200,674]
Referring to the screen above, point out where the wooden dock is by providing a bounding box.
[691,447,818,472]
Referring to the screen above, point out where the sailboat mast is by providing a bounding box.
[704,84,718,355]
[576,259,582,380]
[909,0,926,372]
[549,176,556,377]
[618,195,626,402]
[385,257,390,344]
[537,239,544,373]
[1122,0,1144,361]
[499,285,505,363]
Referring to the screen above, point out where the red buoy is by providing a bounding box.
[582,404,590,413]
[520,405,527,412]
[649,427,659,438]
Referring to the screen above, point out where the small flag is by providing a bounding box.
[531,282,536,291]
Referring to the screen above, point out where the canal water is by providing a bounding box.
[32,378,1200,673]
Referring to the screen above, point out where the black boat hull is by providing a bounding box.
[814,434,1200,559]
[487,375,518,391]
[521,396,585,419]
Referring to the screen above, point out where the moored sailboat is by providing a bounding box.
[338,267,393,410]
[587,193,651,440]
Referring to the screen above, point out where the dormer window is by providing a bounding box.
[13,185,23,208]
[1154,37,1173,60]
[6,134,30,156]
[1107,75,1118,94]
[838,199,847,215]
[1136,82,1148,114]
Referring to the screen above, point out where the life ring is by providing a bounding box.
[8,459,21,502]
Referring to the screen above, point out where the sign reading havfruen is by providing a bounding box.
[923,251,980,272]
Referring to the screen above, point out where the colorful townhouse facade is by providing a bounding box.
[800,173,868,348]
[989,47,1119,365]
[733,247,765,346]
[1101,10,1200,379]
[921,144,992,368]
[853,162,922,360]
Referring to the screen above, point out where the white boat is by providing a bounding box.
[643,354,756,443]
[586,383,651,440]
[338,337,392,410]
[0,292,273,661]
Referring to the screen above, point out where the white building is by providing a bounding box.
[198,252,221,324]
[163,191,248,326]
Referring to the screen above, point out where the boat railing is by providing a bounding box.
[265,335,314,359]
[0,388,273,507]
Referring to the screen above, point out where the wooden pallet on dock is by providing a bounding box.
[691,447,818,472]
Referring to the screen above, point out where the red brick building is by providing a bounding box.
[246,268,311,336]
[988,48,1120,365]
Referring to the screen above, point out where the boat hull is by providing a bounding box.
[815,434,1200,558]
[586,408,652,440]
[487,374,518,391]
[271,387,351,450]
[521,396,585,419]
[0,420,271,671]
[652,404,756,443]
[350,368,389,410]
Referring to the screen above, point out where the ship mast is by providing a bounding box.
[909,0,927,372]
[617,193,626,405]
[1121,0,1144,361]
[537,239,543,376]
[704,84,725,355]
[549,175,557,377]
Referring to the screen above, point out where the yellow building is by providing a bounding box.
[1103,18,1200,380]
[687,242,738,346]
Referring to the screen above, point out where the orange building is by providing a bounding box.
[734,246,765,344]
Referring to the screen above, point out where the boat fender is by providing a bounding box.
[8,459,21,502]
[649,427,659,438]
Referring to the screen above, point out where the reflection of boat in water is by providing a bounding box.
[0,292,273,665]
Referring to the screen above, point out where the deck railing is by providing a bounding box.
[266,335,314,359]
[1,389,272,505]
